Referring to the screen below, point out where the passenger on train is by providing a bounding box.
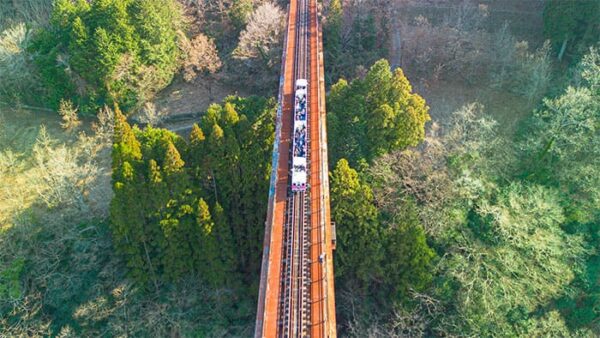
[294,143,306,157]
[295,109,306,121]
[294,125,306,145]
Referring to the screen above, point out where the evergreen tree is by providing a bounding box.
[187,123,210,191]
[212,202,237,284]
[33,0,183,112]
[382,200,435,301]
[197,96,275,280]
[110,107,163,288]
[195,198,222,285]
[112,105,141,164]
[109,95,274,286]
[323,0,343,84]
[189,123,206,146]
[163,141,185,175]
[328,59,430,165]
[327,79,366,165]
[330,159,383,290]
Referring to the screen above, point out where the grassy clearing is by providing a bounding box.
[0,106,255,337]
[0,107,92,229]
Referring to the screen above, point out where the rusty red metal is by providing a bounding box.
[255,0,336,336]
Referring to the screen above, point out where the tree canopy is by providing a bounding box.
[110,96,275,287]
[543,0,600,61]
[32,0,184,113]
[327,59,430,165]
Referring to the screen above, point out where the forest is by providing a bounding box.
[0,0,599,336]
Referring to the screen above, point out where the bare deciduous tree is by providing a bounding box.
[399,2,489,85]
[233,1,283,60]
[513,40,552,102]
[232,1,284,93]
[0,23,39,98]
[92,105,115,145]
[179,32,222,82]
[30,126,93,210]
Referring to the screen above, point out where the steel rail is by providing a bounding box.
[280,0,311,335]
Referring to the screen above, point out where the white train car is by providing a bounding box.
[291,79,308,192]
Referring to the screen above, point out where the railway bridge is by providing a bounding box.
[254,0,337,336]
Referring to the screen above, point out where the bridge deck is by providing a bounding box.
[255,0,298,335]
[255,0,336,336]
[308,0,336,336]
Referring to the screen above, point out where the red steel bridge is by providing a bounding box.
[254,0,337,336]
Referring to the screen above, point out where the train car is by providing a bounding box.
[291,79,308,192]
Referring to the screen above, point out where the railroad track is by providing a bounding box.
[254,0,336,336]
[278,0,311,336]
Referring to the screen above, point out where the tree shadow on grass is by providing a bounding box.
[0,198,257,336]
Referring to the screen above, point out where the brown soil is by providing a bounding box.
[153,76,244,117]
[144,74,251,135]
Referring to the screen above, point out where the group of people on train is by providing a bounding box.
[295,94,307,121]
[293,124,307,157]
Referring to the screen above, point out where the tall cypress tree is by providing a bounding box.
[195,198,224,286]
[188,123,210,192]
[110,95,275,286]
[111,106,163,288]
[212,202,237,284]
[330,159,384,291]
[112,104,141,165]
